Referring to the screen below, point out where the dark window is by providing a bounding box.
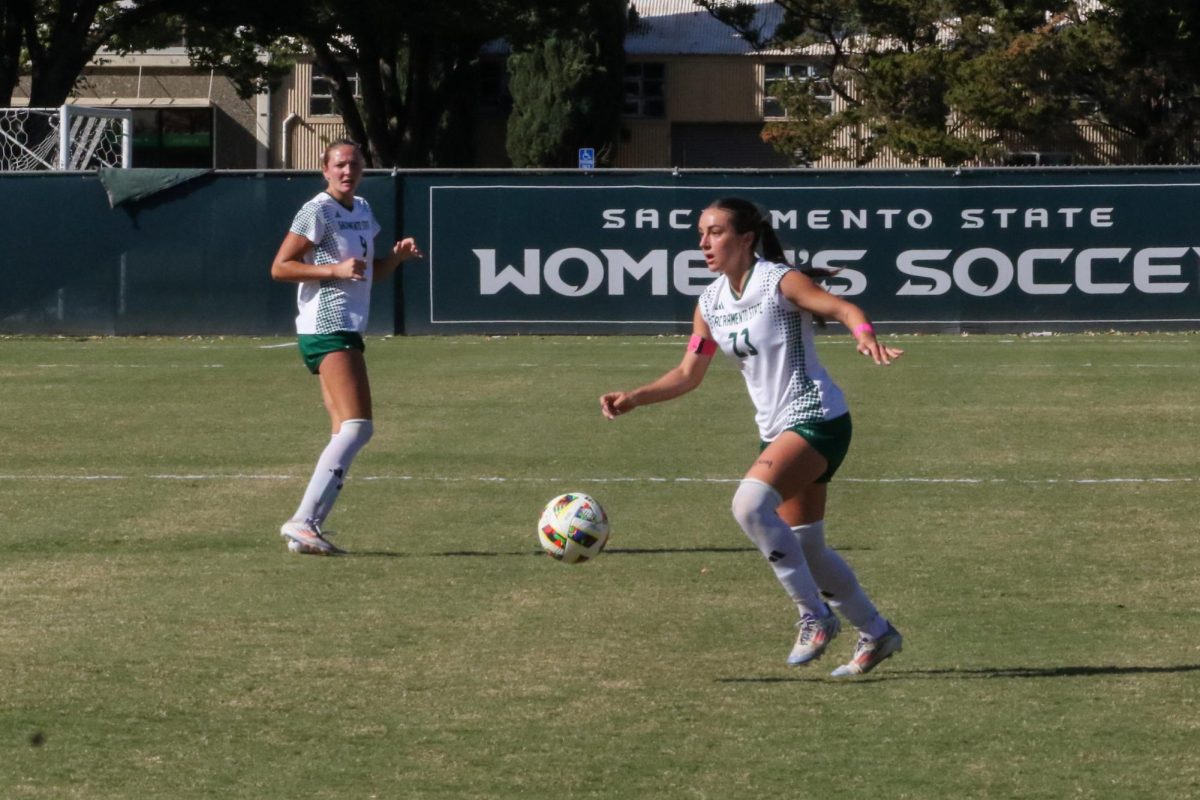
[624,62,665,118]
[131,107,213,168]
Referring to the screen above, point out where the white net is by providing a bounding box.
[0,106,132,171]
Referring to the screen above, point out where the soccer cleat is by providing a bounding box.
[280,519,345,556]
[786,607,841,666]
[830,623,903,677]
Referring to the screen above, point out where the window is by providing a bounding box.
[131,108,213,168]
[763,63,833,119]
[623,63,665,118]
[310,64,361,117]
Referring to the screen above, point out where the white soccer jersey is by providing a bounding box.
[698,258,849,440]
[288,191,381,334]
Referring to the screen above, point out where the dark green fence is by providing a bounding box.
[4,168,1199,335]
[0,171,395,335]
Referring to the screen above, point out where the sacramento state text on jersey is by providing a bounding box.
[699,260,848,438]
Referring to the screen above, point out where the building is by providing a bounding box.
[269,1,799,170]
[5,0,1147,170]
[11,44,268,169]
[615,0,791,168]
[8,1,799,170]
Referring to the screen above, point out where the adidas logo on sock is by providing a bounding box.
[768,550,786,563]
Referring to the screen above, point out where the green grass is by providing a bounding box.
[1,332,1199,799]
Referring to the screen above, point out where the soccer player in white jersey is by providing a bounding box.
[600,196,905,676]
[270,139,422,555]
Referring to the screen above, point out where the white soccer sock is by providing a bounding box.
[731,479,826,617]
[293,418,374,526]
[792,521,889,638]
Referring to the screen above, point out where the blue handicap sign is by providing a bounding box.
[578,148,596,170]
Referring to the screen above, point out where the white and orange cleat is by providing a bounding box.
[787,607,841,666]
[830,624,903,677]
[280,519,345,556]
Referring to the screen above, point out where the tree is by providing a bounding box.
[505,0,625,167]
[698,0,1063,165]
[0,1,24,105]
[698,0,1200,166]
[1074,0,1200,163]
[179,0,590,168]
[947,0,1200,163]
[0,0,188,109]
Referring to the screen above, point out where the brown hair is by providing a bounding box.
[706,197,835,278]
[321,138,364,165]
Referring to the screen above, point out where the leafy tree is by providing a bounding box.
[505,0,625,167]
[948,0,1200,163]
[698,0,1200,166]
[1076,0,1200,162]
[179,0,589,167]
[0,0,187,108]
[0,1,24,106]
[698,0,973,165]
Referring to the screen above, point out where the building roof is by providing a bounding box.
[625,0,783,56]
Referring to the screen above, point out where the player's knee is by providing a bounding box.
[339,418,374,446]
[731,478,782,530]
[792,520,827,560]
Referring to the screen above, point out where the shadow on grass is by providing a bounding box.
[901,664,1200,679]
[350,545,760,558]
[717,663,1200,683]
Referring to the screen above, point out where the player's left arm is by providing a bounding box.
[374,237,423,280]
[778,269,903,366]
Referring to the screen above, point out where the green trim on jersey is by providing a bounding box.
[297,331,365,374]
[760,412,852,484]
[730,263,755,300]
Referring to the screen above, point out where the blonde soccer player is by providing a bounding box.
[270,139,422,555]
[599,196,904,676]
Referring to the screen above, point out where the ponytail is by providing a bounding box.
[757,221,789,265]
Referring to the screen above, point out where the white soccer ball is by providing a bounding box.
[537,493,610,564]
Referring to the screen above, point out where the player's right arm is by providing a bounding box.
[270,232,365,283]
[600,306,717,420]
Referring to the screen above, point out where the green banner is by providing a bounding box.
[402,170,1200,333]
[1,169,1197,335]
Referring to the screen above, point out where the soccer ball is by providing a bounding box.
[537,493,610,564]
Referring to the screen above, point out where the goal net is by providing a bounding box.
[0,106,133,171]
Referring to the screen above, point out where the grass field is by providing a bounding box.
[1,332,1198,799]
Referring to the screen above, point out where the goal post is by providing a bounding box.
[59,105,133,170]
[0,105,133,171]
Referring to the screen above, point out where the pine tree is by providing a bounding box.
[505,0,624,167]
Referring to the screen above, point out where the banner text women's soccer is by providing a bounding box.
[400,170,1200,334]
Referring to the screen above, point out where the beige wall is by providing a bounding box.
[666,57,762,122]
[71,61,259,169]
[612,55,767,167]
[276,62,351,170]
[613,119,670,168]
